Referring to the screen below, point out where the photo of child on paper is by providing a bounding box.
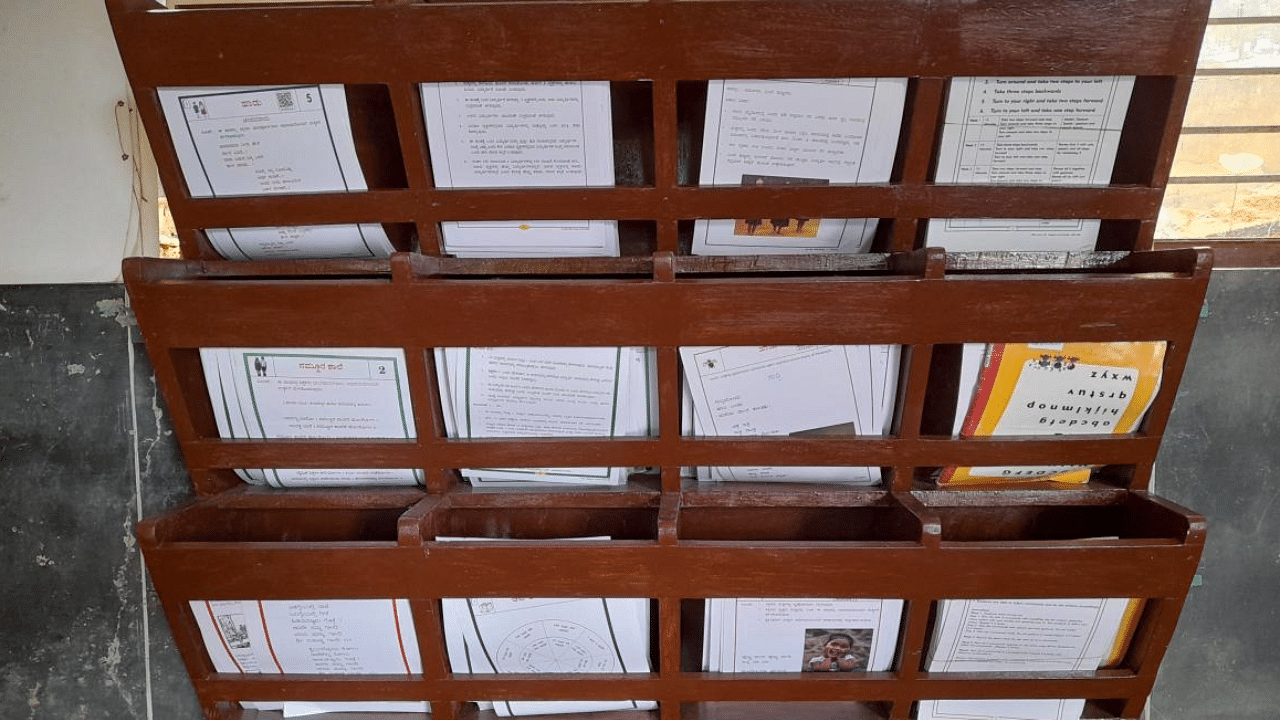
[802,628,872,672]
[735,175,828,238]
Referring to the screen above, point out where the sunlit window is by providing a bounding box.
[1158,0,1280,241]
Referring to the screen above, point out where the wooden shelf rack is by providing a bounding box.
[108,1,1214,719]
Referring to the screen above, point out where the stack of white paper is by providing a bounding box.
[436,539,655,717]
[245,701,431,717]
[421,81,619,257]
[436,347,655,486]
[702,598,903,673]
[195,598,427,717]
[926,598,1140,673]
[200,347,422,487]
[693,78,907,255]
[680,345,898,483]
[192,598,421,675]
[158,85,395,260]
[951,343,990,436]
[916,699,1087,720]
[927,76,1135,252]
[442,597,656,716]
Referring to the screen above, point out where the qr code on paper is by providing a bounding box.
[276,91,296,110]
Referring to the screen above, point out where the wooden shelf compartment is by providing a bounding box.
[123,248,1211,497]
[107,0,1212,258]
[138,481,1202,720]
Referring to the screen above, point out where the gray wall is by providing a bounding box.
[1149,269,1280,720]
[0,284,198,719]
[1,273,1275,718]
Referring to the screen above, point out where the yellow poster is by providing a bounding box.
[941,342,1166,486]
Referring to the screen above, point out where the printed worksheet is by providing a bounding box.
[442,595,656,717]
[927,76,1134,251]
[159,84,392,260]
[206,224,394,261]
[437,346,649,485]
[160,84,366,197]
[421,81,619,257]
[936,77,1133,185]
[916,699,1087,720]
[201,347,421,487]
[703,598,903,673]
[680,345,897,483]
[191,599,420,675]
[927,598,1141,672]
[693,78,906,255]
[210,347,414,439]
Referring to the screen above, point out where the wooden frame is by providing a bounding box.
[108,1,1214,719]
[126,248,1210,720]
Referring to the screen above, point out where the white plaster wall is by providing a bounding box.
[0,1,157,284]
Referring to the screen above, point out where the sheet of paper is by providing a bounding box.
[200,347,421,487]
[635,345,659,439]
[704,598,903,673]
[926,598,1136,673]
[207,347,415,439]
[438,346,649,486]
[450,345,625,484]
[281,701,430,717]
[680,345,895,483]
[191,599,420,675]
[865,343,901,435]
[917,699,1087,720]
[439,566,656,718]
[206,224,394,261]
[158,84,396,260]
[943,342,1165,485]
[936,77,1132,185]
[451,597,650,664]
[421,81,619,257]
[952,343,988,436]
[693,78,906,255]
[927,76,1134,251]
[159,84,366,197]
[435,221,620,258]
[924,218,1101,253]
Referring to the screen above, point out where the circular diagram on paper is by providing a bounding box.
[493,620,618,673]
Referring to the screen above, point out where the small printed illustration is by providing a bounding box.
[494,619,618,673]
[802,628,872,672]
[1031,354,1080,371]
[185,99,209,118]
[253,356,268,377]
[735,175,829,238]
[216,612,252,649]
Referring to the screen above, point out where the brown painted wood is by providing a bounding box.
[107,0,1214,718]
[126,251,1210,719]
[107,0,1210,260]
[1156,239,1280,267]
